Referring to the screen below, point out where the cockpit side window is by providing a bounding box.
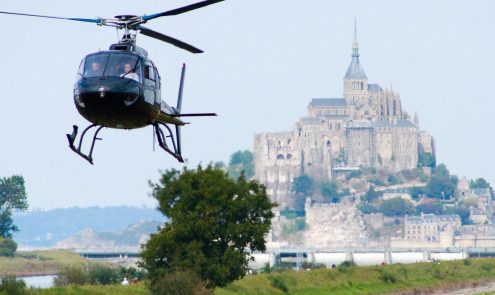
[144,63,156,87]
[76,59,84,81]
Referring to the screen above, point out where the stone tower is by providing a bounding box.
[343,20,368,106]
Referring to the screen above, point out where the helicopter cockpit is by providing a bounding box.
[77,53,142,83]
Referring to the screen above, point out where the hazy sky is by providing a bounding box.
[1,0,494,209]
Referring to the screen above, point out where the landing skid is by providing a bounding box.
[67,122,184,164]
[153,122,184,163]
[66,124,104,165]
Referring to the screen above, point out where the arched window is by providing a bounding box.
[277,154,284,160]
[287,154,293,159]
[327,140,331,147]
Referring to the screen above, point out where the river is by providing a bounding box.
[20,275,56,288]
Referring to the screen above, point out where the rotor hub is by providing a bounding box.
[114,15,138,21]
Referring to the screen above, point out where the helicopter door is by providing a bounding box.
[154,67,161,106]
[143,63,156,104]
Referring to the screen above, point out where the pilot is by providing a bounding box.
[86,61,102,77]
[121,63,140,82]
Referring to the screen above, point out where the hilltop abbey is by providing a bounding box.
[254,25,435,207]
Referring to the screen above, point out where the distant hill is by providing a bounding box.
[54,220,163,249]
[13,206,166,248]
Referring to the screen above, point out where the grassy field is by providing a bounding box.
[27,284,149,295]
[216,258,495,294]
[0,250,89,276]
[7,257,495,294]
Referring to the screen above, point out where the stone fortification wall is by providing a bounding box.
[304,199,367,248]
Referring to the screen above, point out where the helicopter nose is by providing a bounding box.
[98,86,106,98]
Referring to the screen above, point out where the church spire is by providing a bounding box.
[352,17,359,58]
[344,18,366,79]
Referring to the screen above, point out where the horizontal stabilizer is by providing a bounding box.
[170,113,217,117]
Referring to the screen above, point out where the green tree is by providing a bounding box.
[418,152,436,168]
[426,164,458,200]
[319,180,339,203]
[292,175,315,196]
[292,175,314,214]
[445,207,471,225]
[357,203,377,214]
[378,198,415,217]
[470,178,491,189]
[409,186,426,200]
[0,175,28,239]
[141,165,275,289]
[364,185,381,203]
[227,150,254,180]
[0,238,17,257]
[415,202,444,215]
[470,178,493,195]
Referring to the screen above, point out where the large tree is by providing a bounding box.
[141,165,275,289]
[426,164,458,200]
[378,197,415,217]
[0,175,28,238]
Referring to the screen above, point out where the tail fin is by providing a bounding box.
[175,63,186,160]
[177,63,186,112]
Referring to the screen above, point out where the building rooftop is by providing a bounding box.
[368,84,383,92]
[299,117,321,125]
[309,98,347,107]
[344,57,367,79]
[371,120,416,128]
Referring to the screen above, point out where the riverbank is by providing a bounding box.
[0,250,90,276]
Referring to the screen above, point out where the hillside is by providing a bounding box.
[54,220,162,249]
[13,206,166,248]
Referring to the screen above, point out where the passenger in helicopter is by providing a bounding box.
[121,62,140,82]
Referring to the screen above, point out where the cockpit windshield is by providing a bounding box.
[83,53,141,82]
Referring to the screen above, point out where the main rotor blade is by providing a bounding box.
[139,26,203,53]
[0,11,101,24]
[142,0,224,21]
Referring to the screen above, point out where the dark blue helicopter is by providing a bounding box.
[0,0,223,164]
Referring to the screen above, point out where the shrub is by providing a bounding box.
[54,266,89,286]
[269,275,289,293]
[148,270,210,295]
[120,266,146,281]
[481,263,494,272]
[339,261,355,268]
[0,277,27,295]
[0,238,17,257]
[463,259,471,266]
[88,264,120,285]
[338,261,356,273]
[300,262,326,269]
[379,270,397,284]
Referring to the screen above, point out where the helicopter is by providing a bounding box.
[0,0,224,164]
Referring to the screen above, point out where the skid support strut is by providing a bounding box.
[66,124,104,164]
[153,122,184,162]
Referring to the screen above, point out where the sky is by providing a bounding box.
[1,0,494,209]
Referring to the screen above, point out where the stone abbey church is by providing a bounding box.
[254,26,435,207]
